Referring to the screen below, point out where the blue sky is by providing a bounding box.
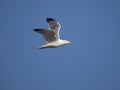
[1,0,120,90]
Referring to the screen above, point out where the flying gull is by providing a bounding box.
[34,18,72,49]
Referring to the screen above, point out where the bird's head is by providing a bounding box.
[63,40,72,45]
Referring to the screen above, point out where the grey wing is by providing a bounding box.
[46,18,61,39]
[34,29,57,43]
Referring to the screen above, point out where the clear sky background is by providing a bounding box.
[1,0,120,90]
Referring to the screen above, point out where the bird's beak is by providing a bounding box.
[69,42,72,44]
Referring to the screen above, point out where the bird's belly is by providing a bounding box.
[47,42,63,47]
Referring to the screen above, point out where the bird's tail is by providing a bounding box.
[38,45,48,49]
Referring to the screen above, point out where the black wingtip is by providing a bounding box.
[46,18,55,22]
[33,29,39,32]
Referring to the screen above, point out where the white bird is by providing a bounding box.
[34,18,72,49]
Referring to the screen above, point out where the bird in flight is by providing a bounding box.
[34,18,72,49]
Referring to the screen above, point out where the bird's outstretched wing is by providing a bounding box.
[34,29,57,43]
[47,18,61,39]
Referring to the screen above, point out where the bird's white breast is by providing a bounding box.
[47,40,65,47]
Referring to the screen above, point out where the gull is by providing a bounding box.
[34,18,72,49]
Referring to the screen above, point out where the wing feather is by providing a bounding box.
[34,29,57,43]
[46,18,61,39]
